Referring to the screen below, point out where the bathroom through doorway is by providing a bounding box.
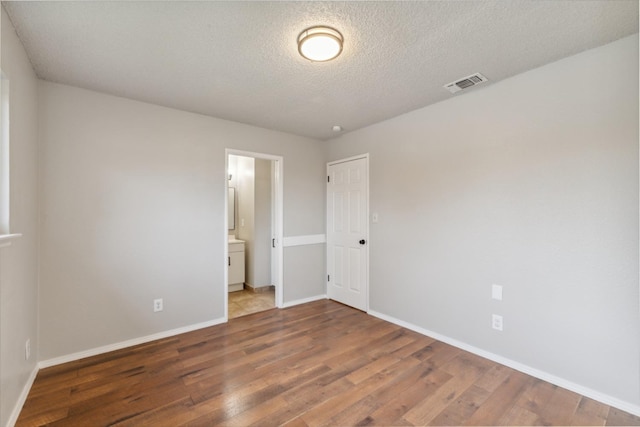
[225,150,283,319]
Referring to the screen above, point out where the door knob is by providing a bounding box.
[359,239,366,245]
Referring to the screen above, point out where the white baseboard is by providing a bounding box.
[281,294,327,308]
[368,309,640,417]
[6,365,38,427]
[39,317,226,369]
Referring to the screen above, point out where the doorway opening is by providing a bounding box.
[225,150,283,320]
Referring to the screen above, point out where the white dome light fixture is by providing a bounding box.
[297,26,343,62]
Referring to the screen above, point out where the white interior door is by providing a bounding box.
[327,156,368,311]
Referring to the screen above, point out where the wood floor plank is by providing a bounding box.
[247,378,355,426]
[183,378,275,425]
[281,418,310,427]
[191,342,327,403]
[429,384,491,426]
[219,396,289,427]
[111,397,195,427]
[571,397,610,426]
[300,356,423,426]
[15,299,639,427]
[361,329,419,360]
[279,356,369,404]
[388,333,436,359]
[474,364,514,393]
[606,407,640,426]
[511,377,557,420]
[13,407,69,427]
[403,353,491,425]
[27,369,78,398]
[50,379,190,426]
[411,340,462,368]
[461,369,531,425]
[365,368,453,426]
[536,385,583,426]
[497,404,541,426]
[345,353,403,385]
[16,386,70,420]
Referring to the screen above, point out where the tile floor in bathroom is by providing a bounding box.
[228,287,275,319]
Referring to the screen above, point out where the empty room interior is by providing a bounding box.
[0,1,639,426]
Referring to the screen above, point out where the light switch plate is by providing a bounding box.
[491,284,503,301]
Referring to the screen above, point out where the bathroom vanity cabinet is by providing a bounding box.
[228,239,245,292]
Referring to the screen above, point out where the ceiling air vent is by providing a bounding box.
[443,73,488,94]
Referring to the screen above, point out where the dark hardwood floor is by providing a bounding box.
[16,299,640,426]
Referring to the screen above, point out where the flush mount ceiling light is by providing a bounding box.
[297,26,343,62]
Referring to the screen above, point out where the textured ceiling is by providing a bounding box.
[3,1,638,140]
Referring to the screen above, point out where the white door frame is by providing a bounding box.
[326,153,370,312]
[224,149,284,320]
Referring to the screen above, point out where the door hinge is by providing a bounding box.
[327,176,330,183]
[327,274,330,281]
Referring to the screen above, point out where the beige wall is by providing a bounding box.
[327,35,639,407]
[0,8,40,427]
[37,81,326,361]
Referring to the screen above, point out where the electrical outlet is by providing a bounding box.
[153,298,163,312]
[492,314,503,331]
[25,339,31,360]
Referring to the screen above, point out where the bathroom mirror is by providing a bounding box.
[228,187,235,230]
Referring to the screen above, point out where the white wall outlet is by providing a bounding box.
[491,284,503,301]
[25,339,31,360]
[492,314,503,331]
[153,298,163,312]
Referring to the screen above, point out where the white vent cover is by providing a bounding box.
[443,73,488,94]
